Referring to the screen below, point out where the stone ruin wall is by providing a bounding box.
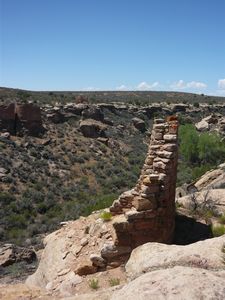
[110,116,179,248]
[0,103,44,136]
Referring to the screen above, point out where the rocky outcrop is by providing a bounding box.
[37,236,225,300]
[194,163,225,191]
[195,114,225,134]
[79,119,107,138]
[176,163,225,214]
[26,214,116,289]
[132,117,146,132]
[195,119,209,131]
[82,106,104,122]
[176,189,225,215]
[0,244,36,267]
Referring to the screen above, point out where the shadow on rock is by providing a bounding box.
[174,213,213,245]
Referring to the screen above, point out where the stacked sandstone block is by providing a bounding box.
[110,116,179,248]
[0,103,44,136]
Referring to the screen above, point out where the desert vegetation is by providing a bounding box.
[177,124,225,185]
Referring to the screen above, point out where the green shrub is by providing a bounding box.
[109,278,120,286]
[99,211,112,221]
[219,214,225,225]
[212,225,225,237]
[0,192,16,205]
[193,102,199,108]
[89,278,99,290]
[178,124,225,185]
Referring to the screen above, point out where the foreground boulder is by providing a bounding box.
[125,235,225,279]
[111,266,225,300]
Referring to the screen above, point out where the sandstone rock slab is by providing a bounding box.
[125,236,225,280]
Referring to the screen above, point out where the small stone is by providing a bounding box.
[0,132,10,139]
[133,198,156,211]
[153,132,163,140]
[90,254,106,267]
[75,261,97,276]
[163,134,177,142]
[149,174,159,182]
[153,123,165,129]
[157,150,174,159]
[80,238,88,246]
[101,242,131,259]
[154,118,165,124]
[153,161,167,170]
[162,143,177,152]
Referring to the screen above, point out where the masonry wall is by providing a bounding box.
[0,103,44,136]
[110,116,179,248]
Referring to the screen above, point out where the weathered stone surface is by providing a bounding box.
[0,103,44,136]
[132,117,146,132]
[75,259,97,276]
[79,119,107,138]
[126,236,225,280]
[157,150,174,159]
[110,117,179,248]
[162,143,177,152]
[90,254,106,267]
[0,103,15,133]
[101,242,131,259]
[176,189,225,214]
[16,103,44,136]
[133,197,155,211]
[46,111,65,123]
[0,244,36,267]
[195,119,209,131]
[113,266,225,300]
[82,106,104,122]
[163,134,177,142]
[194,164,225,190]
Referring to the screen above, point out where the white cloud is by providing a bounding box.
[116,84,128,91]
[186,81,207,89]
[83,87,100,91]
[170,80,207,90]
[215,89,225,96]
[218,79,225,89]
[170,80,186,89]
[136,81,159,90]
[150,81,160,88]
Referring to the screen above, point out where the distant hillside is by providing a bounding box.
[0,87,225,106]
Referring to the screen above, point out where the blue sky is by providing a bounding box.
[1,0,225,95]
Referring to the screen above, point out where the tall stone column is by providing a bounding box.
[110,116,179,248]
